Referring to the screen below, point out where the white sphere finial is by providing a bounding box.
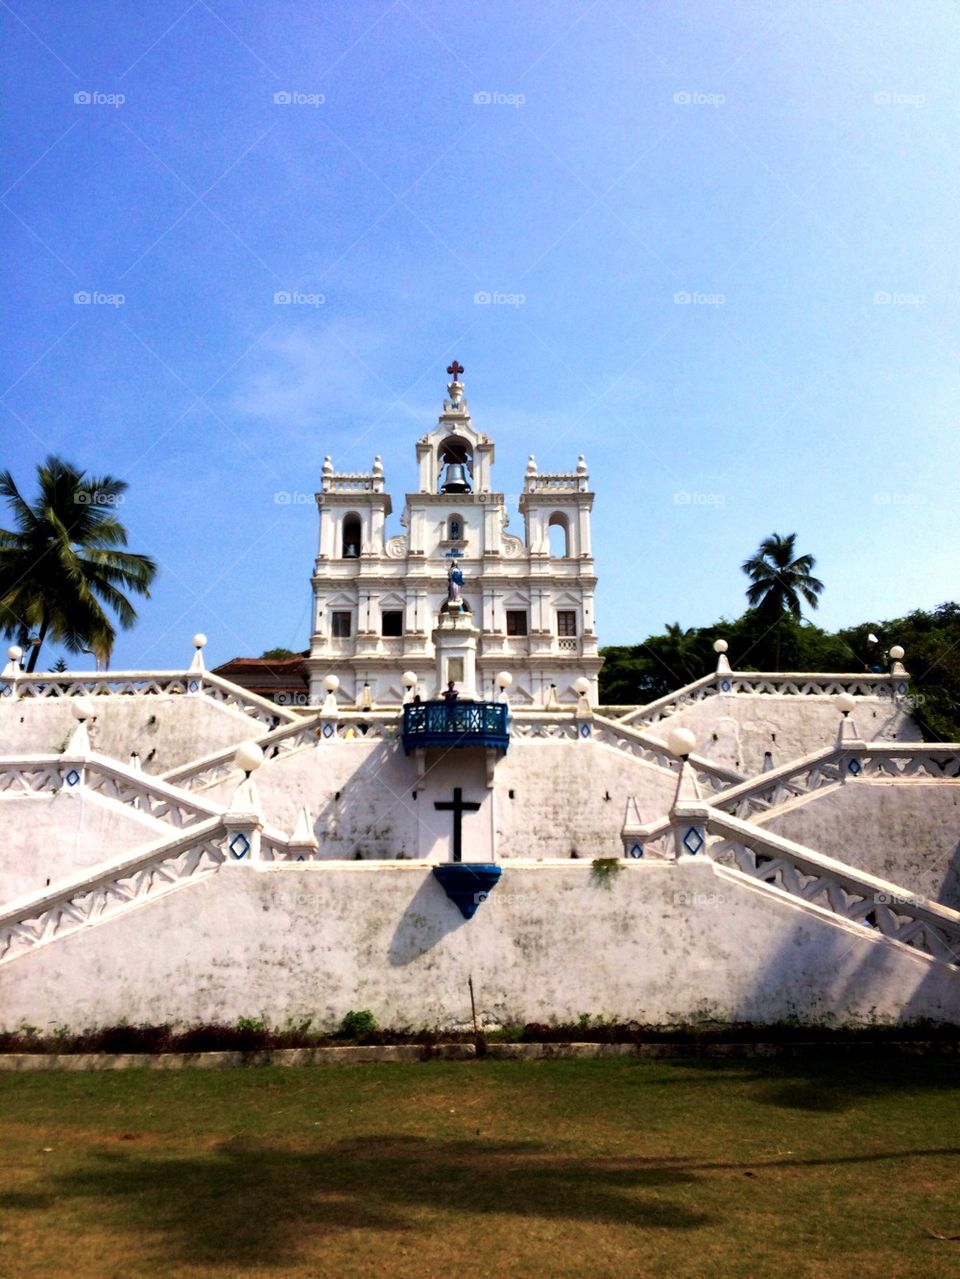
[71,696,96,722]
[402,670,417,688]
[573,676,590,695]
[837,692,857,716]
[323,674,340,693]
[495,670,513,689]
[193,633,207,650]
[889,644,905,661]
[667,726,696,758]
[713,639,728,654]
[234,741,264,775]
[7,645,22,661]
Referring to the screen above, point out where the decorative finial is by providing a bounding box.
[577,455,587,474]
[447,360,464,381]
[372,455,383,475]
[322,456,333,476]
[526,454,537,475]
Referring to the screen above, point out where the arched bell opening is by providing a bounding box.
[437,436,473,493]
[341,512,362,559]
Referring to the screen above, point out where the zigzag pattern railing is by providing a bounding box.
[706,811,960,967]
[0,817,229,964]
[617,670,906,728]
[2,670,301,730]
[590,713,742,793]
[0,754,222,829]
[162,711,402,791]
[625,743,960,849]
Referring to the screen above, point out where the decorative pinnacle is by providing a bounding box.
[447,360,464,381]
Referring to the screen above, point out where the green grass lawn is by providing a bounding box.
[1,1055,958,1278]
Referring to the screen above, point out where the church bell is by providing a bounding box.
[440,462,471,493]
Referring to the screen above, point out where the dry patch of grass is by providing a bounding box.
[1,1056,958,1278]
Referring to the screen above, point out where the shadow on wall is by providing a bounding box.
[936,838,960,912]
[387,872,465,966]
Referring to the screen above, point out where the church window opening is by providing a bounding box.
[557,610,577,637]
[332,611,352,638]
[381,610,403,637]
[438,436,473,494]
[548,513,570,558]
[447,515,465,542]
[506,610,528,636]
[341,513,361,558]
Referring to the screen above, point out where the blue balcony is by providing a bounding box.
[402,701,510,754]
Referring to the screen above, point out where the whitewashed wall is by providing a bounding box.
[762,782,960,910]
[1,861,956,1031]
[661,695,920,774]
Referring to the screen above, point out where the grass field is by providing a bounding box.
[1,1054,958,1278]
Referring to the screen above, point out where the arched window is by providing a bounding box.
[447,514,465,542]
[341,513,361,559]
[548,512,570,558]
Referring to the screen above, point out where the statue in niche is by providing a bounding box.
[447,561,464,605]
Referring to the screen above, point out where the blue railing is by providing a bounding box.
[402,701,510,753]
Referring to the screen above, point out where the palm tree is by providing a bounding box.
[0,456,157,672]
[742,533,824,669]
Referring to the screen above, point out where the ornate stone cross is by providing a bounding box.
[446,360,464,380]
[433,786,481,863]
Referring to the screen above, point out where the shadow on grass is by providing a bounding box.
[35,1134,713,1268]
[632,1054,960,1115]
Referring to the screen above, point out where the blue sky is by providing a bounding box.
[2,0,959,670]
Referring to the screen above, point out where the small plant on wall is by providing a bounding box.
[590,858,623,889]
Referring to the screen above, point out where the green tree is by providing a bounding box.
[260,647,298,660]
[0,456,157,672]
[742,532,824,669]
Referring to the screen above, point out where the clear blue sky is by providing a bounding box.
[2,1,958,670]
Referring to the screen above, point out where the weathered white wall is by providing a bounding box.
[0,792,165,902]
[2,861,956,1030]
[0,695,267,774]
[761,781,960,910]
[205,738,678,861]
[661,695,920,774]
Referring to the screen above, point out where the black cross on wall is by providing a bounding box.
[433,787,481,863]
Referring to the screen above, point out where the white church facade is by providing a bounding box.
[307,367,602,707]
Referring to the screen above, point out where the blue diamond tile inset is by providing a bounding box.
[579,723,591,738]
[229,833,251,860]
[897,682,907,695]
[629,844,644,859]
[65,768,81,788]
[682,826,704,856]
[0,684,10,697]
[720,679,732,693]
[188,679,200,693]
[322,722,335,738]
[847,758,862,776]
